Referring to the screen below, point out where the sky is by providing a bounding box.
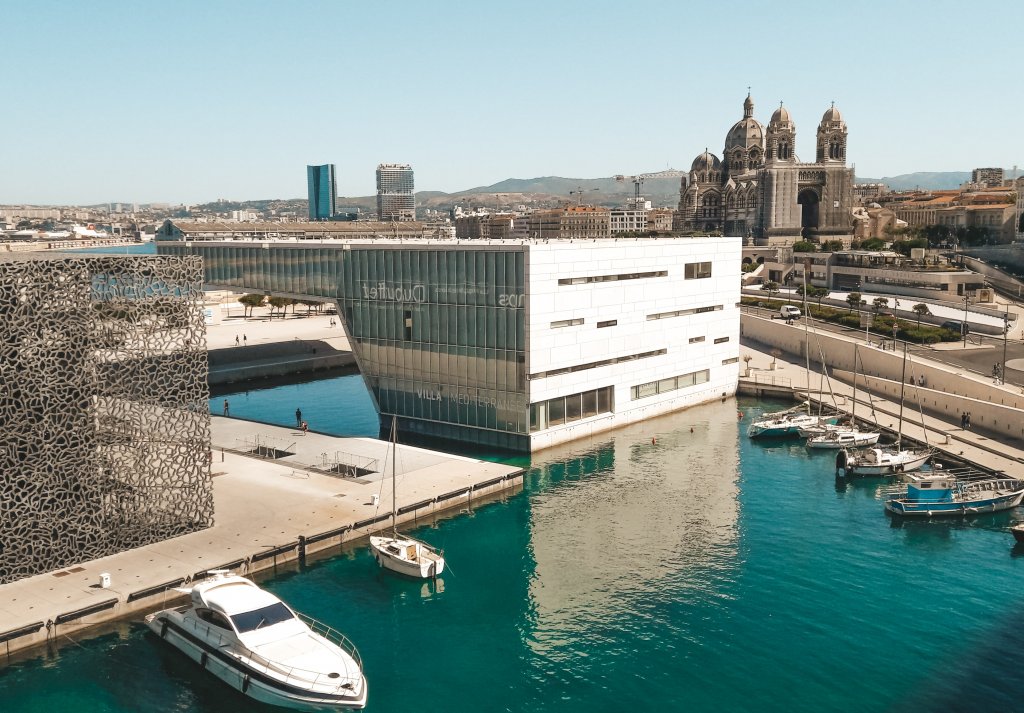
[4,0,1023,205]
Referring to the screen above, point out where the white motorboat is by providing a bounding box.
[145,570,367,710]
[369,418,446,579]
[806,428,881,450]
[798,422,846,438]
[748,410,836,438]
[835,446,933,476]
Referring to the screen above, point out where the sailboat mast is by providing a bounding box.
[852,344,859,426]
[391,416,398,536]
[897,339,908,449]
[803,259,811,416]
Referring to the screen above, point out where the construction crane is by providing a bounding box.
[615,170,686,208]
[568,186,600,206]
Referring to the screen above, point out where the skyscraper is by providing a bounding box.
[376,163,416,221]
[307,164,337,221]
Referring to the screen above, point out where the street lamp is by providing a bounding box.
[963,290,970,348]
[1003,306,1010,385]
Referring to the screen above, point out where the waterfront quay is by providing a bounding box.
[738,339,1024,478]
[0,417,522,659]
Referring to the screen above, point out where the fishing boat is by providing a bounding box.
[369,418,446,579]
[145,570,367,710]
[885,471,1024,517]
[806,429,880,449]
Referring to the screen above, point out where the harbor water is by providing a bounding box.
[4,374,1024,712]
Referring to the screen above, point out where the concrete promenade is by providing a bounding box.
[739,343,1024,478]
[0,418,522,659]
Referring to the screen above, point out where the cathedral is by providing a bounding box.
[675,93,855,245]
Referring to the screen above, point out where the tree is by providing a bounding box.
[298,299,322,315]
[238,293,265,318]
[872,297,889,314]
[267,296,292,319]
[761,281,780,302]
[846,292,862,312]
[861,237,887,250]
[792,241,817,252]
[821,240,844,252]
[912,303,930,326]
[809,285,830,308]
[891,238,929,257]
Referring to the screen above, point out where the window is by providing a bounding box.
[196,608,232,630]
[558,270,667,286]
[684,262,713,279]
[722,357,739,365]
[529,349,666,380]
[231,602,295,633]
[631,369,711,400]
[647,305,723,320]
[689,336,705,344]
[714,336,730,344]
[551,318,584,328]
[529,386,613,432]
[597,320,617,328]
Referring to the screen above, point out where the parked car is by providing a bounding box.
[780,305,802,320]
[941,320,969,335]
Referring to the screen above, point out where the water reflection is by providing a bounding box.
[524,400,742,652]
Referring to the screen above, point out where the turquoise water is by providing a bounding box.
[4,376,1024,712]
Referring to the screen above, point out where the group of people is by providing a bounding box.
[296,408,308,434]
[234,334,248,346]
[960,412,972,430]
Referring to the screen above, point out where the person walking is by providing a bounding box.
[966,412,972,429]
[223,399,230,417]
[243,334,247,345]
[301,420,308,435]
[960,412,967,429]
[235,335,240,346]
[295,407,302,428]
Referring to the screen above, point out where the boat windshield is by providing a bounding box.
[230,602,295,633]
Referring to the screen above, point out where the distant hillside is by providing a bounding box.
[856,172,971,191]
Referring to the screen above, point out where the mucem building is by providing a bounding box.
[0,254,213,584]
[159,236,740,451]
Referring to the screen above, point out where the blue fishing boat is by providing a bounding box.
[885,470,1024,517]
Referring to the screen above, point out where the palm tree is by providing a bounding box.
[872,297,889,314]
[912,303,930,327]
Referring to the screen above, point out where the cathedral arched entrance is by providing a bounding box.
[798,188,820,239]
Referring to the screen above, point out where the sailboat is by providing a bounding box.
[368,418,446,579]
[806,344,881,449]
[836,339,932,477]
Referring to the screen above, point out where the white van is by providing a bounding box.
[780,305,801,320]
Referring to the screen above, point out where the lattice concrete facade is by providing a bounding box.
[0,254,213,584]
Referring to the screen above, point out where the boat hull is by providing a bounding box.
[836,448,931,477]
[806,432,880,450]
[369,536,445,579]
[1012,525,1024,543]
[146,614,367,711]
[886,490,1024,517]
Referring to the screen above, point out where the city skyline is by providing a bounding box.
[4,0,1023,204]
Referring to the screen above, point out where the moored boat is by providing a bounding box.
[748,406,838,439]
[1012,524,1024,544]
[806,428,881,450]
[145,570,367,710]
[836,446,932,476]
[885,471,1024,517]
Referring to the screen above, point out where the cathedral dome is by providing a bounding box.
[770,105,793,125]
[821,104,844,125]
[690,150,721,174]
[725,117,764,152]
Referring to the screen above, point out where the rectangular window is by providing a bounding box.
[684,261,713,279]
[722,357,739,365]
[529,348,666,380]
[550,318,584,328]
[647,305,723,320]
[596,320,617,328]
[558,270,667,286]
[714,336,730,344]
[529,386,612,432]
[631,368,710,400]
[548,397,565,426]
[689,336,705,344]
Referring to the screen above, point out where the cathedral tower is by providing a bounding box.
[815,103,848,163]
[766,103,796,164]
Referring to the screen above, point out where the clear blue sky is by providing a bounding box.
[4,0,1022,205]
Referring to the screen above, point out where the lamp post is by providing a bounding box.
[892,298,900,350]
[1003,306,1010,385]
[963,290,969,348]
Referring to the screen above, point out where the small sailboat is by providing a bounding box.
[368,418,446,579]
[806,429,881,449]
[885,471,1024,517]
[808,346,881,449]
[747,402,837,439]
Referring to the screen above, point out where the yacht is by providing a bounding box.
[747,406,836,439]
[835,446,932,477]
[806,428,881,450]
[145,570,367,710]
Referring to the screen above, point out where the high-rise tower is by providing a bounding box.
[307,164,337,221]
[376,163,416,222]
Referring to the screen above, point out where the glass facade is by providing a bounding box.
[307,164,337,221]
[160,242,529,449]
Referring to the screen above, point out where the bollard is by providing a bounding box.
[297,535,307,568]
